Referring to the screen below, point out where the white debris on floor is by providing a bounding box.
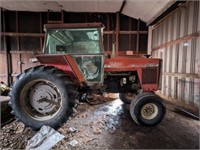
[26,125,64,150]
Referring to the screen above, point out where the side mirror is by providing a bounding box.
[105,53,111,59]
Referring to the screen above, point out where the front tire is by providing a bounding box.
[9,65,78,130]
[130,92,166,126]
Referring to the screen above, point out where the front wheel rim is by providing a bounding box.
[141,103,158,120]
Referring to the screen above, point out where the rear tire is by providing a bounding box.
[9,65,79,130]
[119,93,136,104]
[130,92,166,126]
[119,89,142,104]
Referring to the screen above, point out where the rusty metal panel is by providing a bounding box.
[172,13,177,41]
[165,47,169,73]
[195,37,200,75]
[177,42,183,73]
[188,2,194,35]
[157,25,161,46]
[171,45,176,73]
[194,78,200,107]
[167,17,172,42]
[165,75,169,97]
[180,8,185,38]
[164,19,168,44]
[193,1,199,33]
[160,23,164,45]
[186,40,192,74]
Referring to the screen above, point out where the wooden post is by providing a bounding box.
[61,10,64,23]
[40,13,43,51]
[16,11,23,73]
[136,19,140,54]
[128,17,131,50]
[3,11,9,85]
[107,14,110,51]
[116,13,120,56]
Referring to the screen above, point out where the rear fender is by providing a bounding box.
[36,54,85,84]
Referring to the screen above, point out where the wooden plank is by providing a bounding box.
[103,31,147,34]
[163,72,200,79]
[152,31,200,51]
[1,32,44,37]
[10,51,41,54]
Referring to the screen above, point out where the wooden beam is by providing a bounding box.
[152,31,200,51]
[163,72,200,79]
[119,31,148,34]
[1,32,45,37]
[10,51,42,54]
[1,31,148,37]
[119,0,127,13]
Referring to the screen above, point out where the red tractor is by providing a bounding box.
[9,23,165,130]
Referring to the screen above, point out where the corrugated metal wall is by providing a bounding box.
[151,1,200,109]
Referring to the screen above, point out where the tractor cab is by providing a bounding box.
[43,23,105,85]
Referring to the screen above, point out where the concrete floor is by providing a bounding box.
[1,98,199,149]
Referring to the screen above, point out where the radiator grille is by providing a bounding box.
[142,68,157,84]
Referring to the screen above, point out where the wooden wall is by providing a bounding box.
[0,10,148,85]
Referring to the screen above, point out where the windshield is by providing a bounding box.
[45,28,102,54]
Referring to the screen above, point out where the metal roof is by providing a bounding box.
[0,0,175,23]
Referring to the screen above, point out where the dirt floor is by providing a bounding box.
[1,96,199,149]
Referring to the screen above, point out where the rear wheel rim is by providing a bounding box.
[141,103,158,120]
[125,93,136,100]
[20,79,62,121]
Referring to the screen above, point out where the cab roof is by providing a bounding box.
[44,23,104,31]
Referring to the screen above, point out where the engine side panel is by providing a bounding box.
[104,57,162,92]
